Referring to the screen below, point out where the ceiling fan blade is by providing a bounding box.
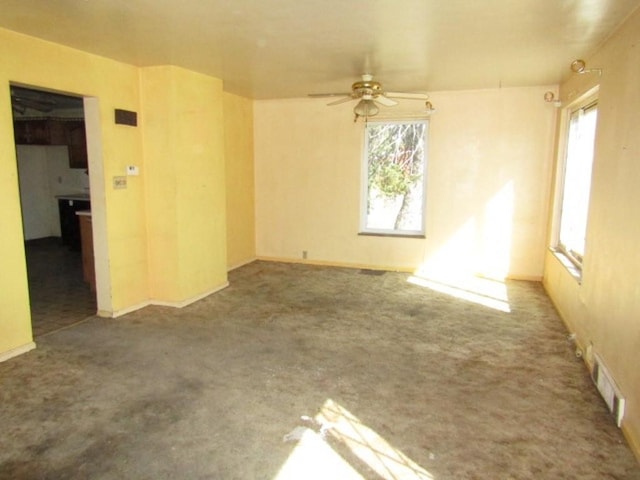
[375,95,398,107]
[385,92,429,100]
[326,96,355,106]
[308,92,351,98]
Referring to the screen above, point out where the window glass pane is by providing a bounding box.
[558,103,597,262]
[363,121,427,234]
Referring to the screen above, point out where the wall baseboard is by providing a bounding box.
[255,255,415,273]
[150,282,230,309]
[0,341,36,363]
[228,257,257,272]
[105,282,230,318]
[543,280,640,463]
[256,255,543,281]
[622,423,640,464]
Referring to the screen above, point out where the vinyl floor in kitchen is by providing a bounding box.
[24,237,96,337]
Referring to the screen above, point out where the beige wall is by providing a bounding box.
[543,7,640,457]
[254,86,557,280]
[224,92,256,270]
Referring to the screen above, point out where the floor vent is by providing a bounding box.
[592,354,625,427]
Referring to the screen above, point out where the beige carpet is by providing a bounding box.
[1,261,638,479]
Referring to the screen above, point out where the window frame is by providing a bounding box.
[359,119,429,238]
[552,87,599,273]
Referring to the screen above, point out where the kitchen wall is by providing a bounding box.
[16,145,89,239]
[543,6,640,459]
[254,86,557,280]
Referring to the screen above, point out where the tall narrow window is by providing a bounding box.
[360,120,428,236]
[557,99,598,267]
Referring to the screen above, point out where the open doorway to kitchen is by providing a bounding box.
[10,84,96,337]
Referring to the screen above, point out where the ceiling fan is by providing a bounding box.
[308,74,430,121]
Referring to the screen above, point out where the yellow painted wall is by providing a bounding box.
[223,92,256,270]
[254,86,557,280]
[0,28,146,353]
[0,80,31,355]
[0,30,230,358]
[141,66,228,303]
[543,7,640,457]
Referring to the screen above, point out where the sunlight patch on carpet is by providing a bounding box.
[408,274,511,313]
[275,399,434,480]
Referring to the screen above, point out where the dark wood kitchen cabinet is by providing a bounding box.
[13,118,88,168]
[13,119,50,144]
[66,121,88,168]
[78,213,95,291]
[58,198,90,251]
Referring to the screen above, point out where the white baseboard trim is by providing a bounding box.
[151,282,230,308]
[0,341,36,363]
[255,255,415,273]
[106,282,230,318]
[103,302,152,318]
[228,257,257,272]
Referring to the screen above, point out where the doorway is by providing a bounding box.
[10,84,96,336]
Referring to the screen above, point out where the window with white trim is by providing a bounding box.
[555,97,598,268]
[360,120,428,236]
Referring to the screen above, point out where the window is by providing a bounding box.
[556,97,598,268]
[360,120,428,236]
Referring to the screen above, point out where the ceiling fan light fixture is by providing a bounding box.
[353,99,378,118]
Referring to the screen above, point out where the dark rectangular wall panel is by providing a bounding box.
[115,109,137,126]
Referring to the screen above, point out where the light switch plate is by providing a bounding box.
[126,165,139,176]
[113,176,127,189]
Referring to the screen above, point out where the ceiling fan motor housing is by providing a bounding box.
[352,80,383,97]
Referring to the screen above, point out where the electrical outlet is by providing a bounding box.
[126,165,139,176]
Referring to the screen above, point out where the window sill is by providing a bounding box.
[550,248,582,284]
[358,232,426,239]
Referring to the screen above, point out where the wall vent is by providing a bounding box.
[592,354,625,427]
[114,109,137,126]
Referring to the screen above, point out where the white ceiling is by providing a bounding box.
[1,0,639,99]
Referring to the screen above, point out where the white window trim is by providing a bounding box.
[550,86,599,275]
[359,119,429,237]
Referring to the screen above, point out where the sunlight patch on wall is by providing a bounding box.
[479,181,514,280]
[419,217,478,279]
[418,182,515,281]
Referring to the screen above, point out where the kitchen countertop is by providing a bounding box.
[76,210,92,217]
